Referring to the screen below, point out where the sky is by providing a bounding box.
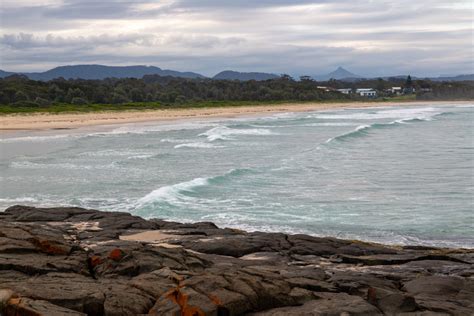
[0,0,473,77]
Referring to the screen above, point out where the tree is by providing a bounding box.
[280,74,294,81]
[299,75,313,82]
[404,75,414,94]
[65,88,85,103]
[14,91,28,102]
[130,88,144,102]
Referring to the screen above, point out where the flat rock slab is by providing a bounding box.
[1,205,473,316]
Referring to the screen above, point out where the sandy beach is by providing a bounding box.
[0,101,470,132]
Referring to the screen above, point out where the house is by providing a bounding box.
[356,88,377,98]
[390,87,402,95]
[337,88,352,94]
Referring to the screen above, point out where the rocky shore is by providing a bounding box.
[0,205,473,315]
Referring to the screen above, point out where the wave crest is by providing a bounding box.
[199,126,276,141]
[135,168,255,207]
[325,115,437,144]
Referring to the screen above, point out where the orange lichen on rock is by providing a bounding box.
[166,287,205,316]
[31,239,70,255]
[108,248,124,261]
[89,255,103,267]
[208,293,222,306]
[367,287,377,305]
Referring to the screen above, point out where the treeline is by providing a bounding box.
[0,74,472,108]
[0,75,349,107]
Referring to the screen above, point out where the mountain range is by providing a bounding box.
[0,65,472,82]
[0,65,204,81]
[213,70,279,81]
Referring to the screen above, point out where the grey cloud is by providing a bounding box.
[0,0,472,76]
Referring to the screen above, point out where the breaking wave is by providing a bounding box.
[135,168,255,207]
[199,126,276,141]
[325,116,436,144]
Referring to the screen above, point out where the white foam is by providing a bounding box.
[10,161,117,170]
[0,134,79,143]
[0,121,217,143]
[199,126,276,141]
[174,142,224,149]
[108,121,217,135]
[160,138,193,143]
[0,197,39,203]
[313,107,440,120]
[126,154,155,160]
[300,122,358,127]
[78,149,153,157]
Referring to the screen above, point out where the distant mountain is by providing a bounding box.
[313,67,362,81]
[0,65,205,81]
[431,74,474,82]
[213,70,280,81]
[0,70,15,78]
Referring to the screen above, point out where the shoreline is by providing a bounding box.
[1,205,472,315]
[1,100,470,133]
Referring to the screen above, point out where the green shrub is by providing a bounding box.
[71,97,88,105]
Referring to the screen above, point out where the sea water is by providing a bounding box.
[1,103,473,248]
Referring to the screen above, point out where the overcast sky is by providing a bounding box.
[1,0,472,77]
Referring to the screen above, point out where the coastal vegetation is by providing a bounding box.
[0,74,472,114]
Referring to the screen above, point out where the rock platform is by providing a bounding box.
[0,205,473,315]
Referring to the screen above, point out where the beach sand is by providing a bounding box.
[0,101,470,132]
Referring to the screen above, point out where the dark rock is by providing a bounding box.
[4,297,86,316]
[402,275,465,296]
[248,293,383,315]
[1,205,473,316]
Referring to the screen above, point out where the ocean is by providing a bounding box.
[1,103,473,248]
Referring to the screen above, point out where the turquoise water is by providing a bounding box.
[1,103,473,247]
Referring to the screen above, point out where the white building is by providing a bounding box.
[337,88,352,94]
[316,86,331,92]
[356,88,377,98]
[390,87,402,95]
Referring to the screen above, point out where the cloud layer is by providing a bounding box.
[1,0,472,77]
